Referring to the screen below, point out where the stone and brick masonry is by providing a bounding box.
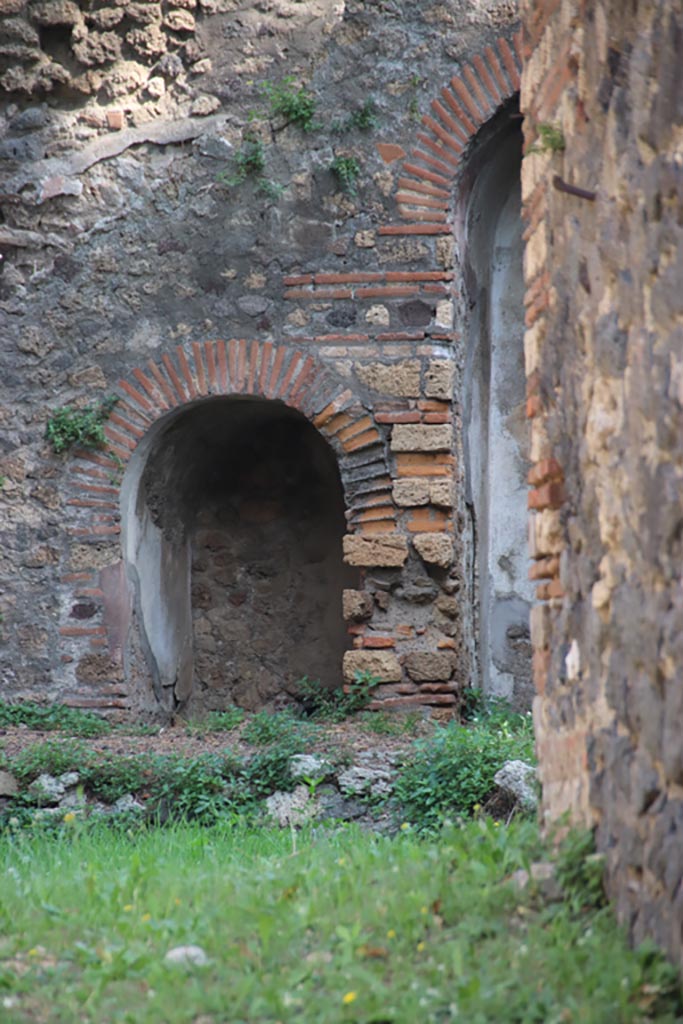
[1,0,682,979]
[0,1,526,718]
[520,0,683,971]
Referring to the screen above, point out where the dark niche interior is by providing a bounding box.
[138,396,357,712]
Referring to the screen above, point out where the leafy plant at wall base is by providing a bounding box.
[204,708,246,732]
[394,718,535,831]
[358,710,422,737]
[46,395,118,454]
[555,828,607,911]
[330,155,361,195]
[242,709,307,746]
[9,740,90,784]
[0,701,111,737]
[296,671,376,722]
[261,77,317,131]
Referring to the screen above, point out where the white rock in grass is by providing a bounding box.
[289,754,332,780]
[164,945,209,967]
[58,772,80,788]
[111,794,145,815]
[0,770,19,796]
[494,760,538,811]
[337,765,394,798]
[29,773,65,805]
[266,785,315,827]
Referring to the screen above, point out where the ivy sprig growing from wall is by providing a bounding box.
[46,395,118,454]
[216,131,266,187]
[330,154,361,195]
[331,99,378,135]
[528,122,565,154]
[216,130,285,201]
[260,76,318,132]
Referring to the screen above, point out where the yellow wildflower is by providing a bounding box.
[342,992,357,1005]
[387,928,396,939]
[63,812,76,824]
[141,913,152,923]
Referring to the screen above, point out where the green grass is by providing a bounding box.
[0,820,679,1023]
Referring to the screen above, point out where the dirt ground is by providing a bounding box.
[0,714,435,766]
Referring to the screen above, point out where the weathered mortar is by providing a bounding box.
[520,0,683,970]
[0,1,524,716]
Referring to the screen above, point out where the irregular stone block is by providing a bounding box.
[434,299,453,330]
[30,0,81,24]
[0,770,18,797]
[530,509,564,557]
[435,594,458,618]
[343,650,401,683]
[72,29,122,66]
[404,651,455,682]
[165,9,195,31]
[354,230,375,247]
[390,424,451,452]
[69,544,117,570]
[494,760,538,812]
[429,480,454,508]
[290,754,332,781]
[424,360,454,400]
[126,23,167,57]
[356,360,420,397]
[393,477,430,506]
[398,299,433,326]
[2,18,39,45]
[342,589,374,621]
[413,532,454,568]
[29,773,65,806]
[365,304,390,326]
[338,765,394,798]
[265,785,315,827]
[126,3,162,25]
[343,533,408,567]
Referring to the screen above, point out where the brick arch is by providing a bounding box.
[95,338,396,532]
[386,31,522,230]
[59,339,396,710]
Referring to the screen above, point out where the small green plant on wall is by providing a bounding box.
[261,76,317,132]
[330,155,361,195]
[216,131,284,201]
[46,395,118,454]
[217,132,266,187]
[529,122,565,154]
[332,99,378,135]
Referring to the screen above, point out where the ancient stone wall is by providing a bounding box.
[520,0,683,968]
[0,1,526,716]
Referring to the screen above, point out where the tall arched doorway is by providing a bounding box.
[460,99,533,707]
[121,395,357,714]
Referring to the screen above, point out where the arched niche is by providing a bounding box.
[120,395,357,714]
[459,98,533,707]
